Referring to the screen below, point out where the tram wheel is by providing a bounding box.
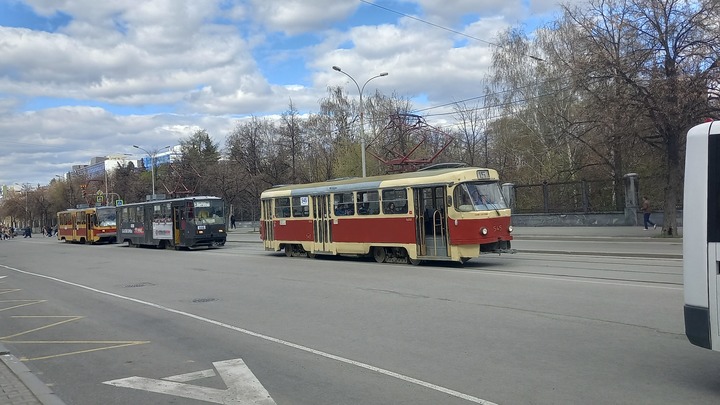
[285,245,293,257]
[460,257,471,264]
[306,252,316,259]
[373,247,387,263]
[404,248,422,266]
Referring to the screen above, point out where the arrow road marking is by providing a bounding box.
[103,358,276,404]
[3,264,497,405]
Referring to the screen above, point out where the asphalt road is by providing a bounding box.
[0,231,713,405]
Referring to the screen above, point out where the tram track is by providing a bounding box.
[459,252,682,287]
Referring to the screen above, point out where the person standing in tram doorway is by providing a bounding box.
[641,196,656,230]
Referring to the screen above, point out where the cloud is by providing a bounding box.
[0,0,573,185]
[250,0,359,35]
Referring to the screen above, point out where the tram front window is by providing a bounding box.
[455,182,507,212]
[97,208,116,226]
[192,200,225,225]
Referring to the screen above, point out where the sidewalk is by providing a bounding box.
[510,225,682,240]
[0,344,66,405]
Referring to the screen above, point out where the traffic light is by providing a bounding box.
[80,184,87,198]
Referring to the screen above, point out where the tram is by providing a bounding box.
[683,120,720,350]
[260,165,514,264]
[57,206,117,244]
[116,196,227,249]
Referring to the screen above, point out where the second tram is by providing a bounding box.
[57,206,117,244]
[260,165,514,264]
[116,196,227,249]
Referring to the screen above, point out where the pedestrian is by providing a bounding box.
[641,196,657,230]
[230,214,236,229]
[23,226,32,238]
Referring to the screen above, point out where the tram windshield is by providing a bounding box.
[97,207,117,226]
[191,200,225,225]
[454,182,508,212]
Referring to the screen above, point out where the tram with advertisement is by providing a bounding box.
[57,206,117,244]
[260,165,514,264]
[116,196,227,249]
[683,120,720,350]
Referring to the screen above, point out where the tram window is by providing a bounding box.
[134,206,144,223]
[454,182,507,212]
[334,193,355,216]
[357,191,380,215]
[275,197,291,218]
[382,189,408,214]
[291,196,310,217]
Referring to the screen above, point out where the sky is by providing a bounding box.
[0,0,578,187]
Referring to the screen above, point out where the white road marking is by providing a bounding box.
[104,358,274,404]
[163,368,216,382]
[0,264,498,405]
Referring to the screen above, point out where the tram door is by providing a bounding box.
[87,212,95,242]
[262,200,274,242]
[414,186,448,258]
[173,206,182,246]
[312,195,332,253]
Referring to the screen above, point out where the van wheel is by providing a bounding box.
[373,247,386,263]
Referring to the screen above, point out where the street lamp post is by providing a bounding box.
[133,145,172,200]
[332,66,388,177]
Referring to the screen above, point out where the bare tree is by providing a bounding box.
[563,0,720,234]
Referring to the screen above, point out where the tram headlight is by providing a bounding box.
[480,227,488,235]
[508,225,513,233]
[197,230,204,234]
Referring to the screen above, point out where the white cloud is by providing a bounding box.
[250,0,359,35]
[0,0,572,185]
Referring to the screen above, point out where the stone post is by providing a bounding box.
[624,173,639,226]
[502,183,515,210]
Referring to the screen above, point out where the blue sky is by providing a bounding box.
[0,0,575,187]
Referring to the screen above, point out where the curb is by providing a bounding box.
[0,344,67,405]
[517,249,682,259]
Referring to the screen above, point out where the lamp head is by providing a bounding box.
[332,66,341,72]
[380,72,388,76]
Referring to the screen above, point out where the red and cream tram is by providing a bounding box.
[260,165,514,264]
[57,206,117,244]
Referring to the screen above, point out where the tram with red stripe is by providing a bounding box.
[260,165,514,264]
[57,206,117,244]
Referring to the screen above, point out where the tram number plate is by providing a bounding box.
[198,225,206,230]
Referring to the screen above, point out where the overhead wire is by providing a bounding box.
[358,0,555,117]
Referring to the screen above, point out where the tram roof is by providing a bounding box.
[261,166,499,197]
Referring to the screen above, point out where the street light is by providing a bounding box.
[133,145,172,200]
[332,65,388,177]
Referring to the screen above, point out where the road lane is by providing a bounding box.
[0,235,715,405]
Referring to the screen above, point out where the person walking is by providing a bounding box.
[642,196,657,230]
[230,214,236,229]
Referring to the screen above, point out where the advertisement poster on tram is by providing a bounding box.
[153,220,172,239]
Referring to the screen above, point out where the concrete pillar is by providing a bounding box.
[624,173,639,225]
[502,183,515,210]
